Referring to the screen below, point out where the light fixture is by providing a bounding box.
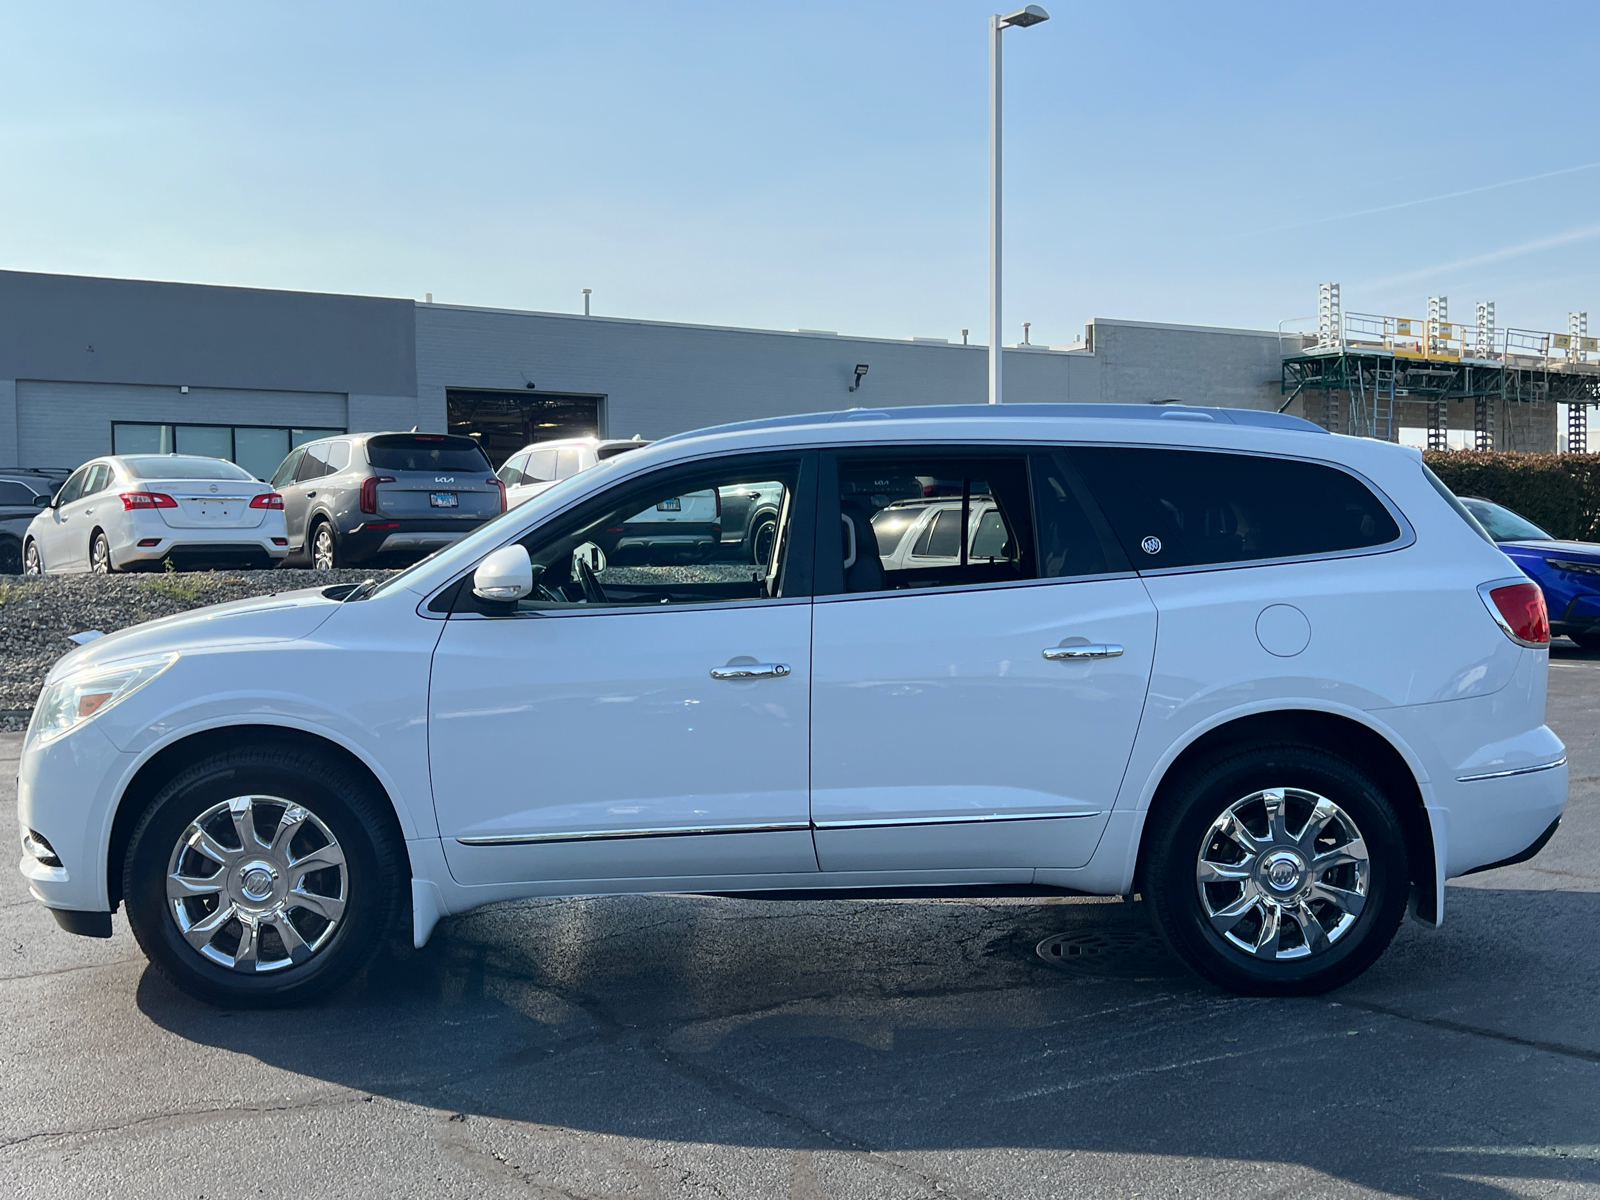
[849,364,870,393]
[582,287,593,316]
[1000,4,1049,26]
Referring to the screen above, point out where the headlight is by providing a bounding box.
[27,655,177,746]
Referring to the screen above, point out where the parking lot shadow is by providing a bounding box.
[136,887,1600,1197]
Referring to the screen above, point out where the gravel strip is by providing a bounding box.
[0,570,396,731]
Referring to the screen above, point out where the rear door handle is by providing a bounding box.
[1042,644,1124,661]
[710,663,792,680]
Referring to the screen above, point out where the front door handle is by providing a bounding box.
[1042,644,1124,661]
[710,663,792,680]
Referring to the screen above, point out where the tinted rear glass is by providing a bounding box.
[366,435,491,473]
[0,481,40,505]
[123,456,256,481]
[1071,447,1401,569]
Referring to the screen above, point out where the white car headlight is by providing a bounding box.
[28,655,177,746]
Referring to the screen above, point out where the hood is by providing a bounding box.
[1500,538,1600,560]
[47,586,344,681]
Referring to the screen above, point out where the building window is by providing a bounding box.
[111,423,345,481]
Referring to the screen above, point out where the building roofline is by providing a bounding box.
[1089,316,1290,339]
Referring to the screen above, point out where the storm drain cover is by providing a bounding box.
[1035,928,1187,979]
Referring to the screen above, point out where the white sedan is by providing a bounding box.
[23,454,288,574]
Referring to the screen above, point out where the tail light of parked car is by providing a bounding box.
[1479,581,1550,647]
[248,493,284,510]
[119,491,177,510]
[489,477,506,512]
[360,475,396,514]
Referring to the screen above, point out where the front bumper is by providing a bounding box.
[17,719,136,916]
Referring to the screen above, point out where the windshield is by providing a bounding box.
[1460,497,1552,541]
[368,466,611,599]
[366,434,492,473]
[122,456,256,481]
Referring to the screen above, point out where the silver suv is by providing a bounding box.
[269,432,503,569]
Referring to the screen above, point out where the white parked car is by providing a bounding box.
[19,404,1565,1006]
[498,436,648,508]
[22,455,288,574]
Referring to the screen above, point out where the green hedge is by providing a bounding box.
[1424,451,1600,541]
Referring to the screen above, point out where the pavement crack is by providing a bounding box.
[0,1092,360,1153]
[1342,998,1600,1065]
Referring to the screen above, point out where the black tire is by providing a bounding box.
[743,511,779,566]
[0,536,21,575]
[122,742,405,1007]
[310,520,339,570]
[1143,744,1409,997]
[90,529,114,574]
[1568,631,1600,652]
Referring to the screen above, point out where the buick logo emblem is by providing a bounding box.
[209,484,218,493]
[1140,535,1162,555]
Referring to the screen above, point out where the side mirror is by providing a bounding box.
[34,494,51,509]
[472,545,534,601]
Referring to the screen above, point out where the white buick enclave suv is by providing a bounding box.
[16,405,1566,1006]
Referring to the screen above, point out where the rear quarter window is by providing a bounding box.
[1071,447,1402,570]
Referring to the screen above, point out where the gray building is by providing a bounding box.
[0,268,1303,476]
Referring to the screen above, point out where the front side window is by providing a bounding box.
[1071,447,1402,570]
[55,468,90,507]
[270,448,305,489]
[835,454,1034,593]
[503,455,806,611]
[497,452,530,487]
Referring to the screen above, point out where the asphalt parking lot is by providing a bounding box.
[2,651,1597,1199]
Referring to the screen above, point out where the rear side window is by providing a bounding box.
[556,448,583,479]
[325,441,352,472]
[1071,447,1401,570]
[1030,450,1130,578]
[366,434,491,473]
[295,444,332,482]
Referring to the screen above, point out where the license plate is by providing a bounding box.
[195,501,234,518]
[657,497,682,512]
[430,492,458,508]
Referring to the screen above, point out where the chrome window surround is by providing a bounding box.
[415,437,1417,616]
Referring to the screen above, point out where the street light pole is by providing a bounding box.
[988,5,1050,405]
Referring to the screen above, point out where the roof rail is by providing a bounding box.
[652,403,1327,447]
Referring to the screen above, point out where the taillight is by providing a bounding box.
[488,476,506,512]
[249,492,284,510]
[713,489,722,518]
[120,491,177,511]
[1479,581,1550,647]
[360,475,395,514]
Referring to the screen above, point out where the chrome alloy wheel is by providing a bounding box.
[166,795,348,973]
[1196,787,1370,961]
[90,533,111,574]
[312,525,335,570]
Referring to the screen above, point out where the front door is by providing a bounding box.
[809,448,1157,873]
[430,452,819,887]
[34,465,89,570]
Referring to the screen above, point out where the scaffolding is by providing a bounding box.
[1282,286,1600,447]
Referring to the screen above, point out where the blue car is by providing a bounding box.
[1460,496,1600,650]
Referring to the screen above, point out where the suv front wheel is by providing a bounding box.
[122,742,405,1007]
[1143,745,1409,996]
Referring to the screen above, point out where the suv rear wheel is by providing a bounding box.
[310,520,339,570]
[122,742,404,1007]
[1143,745,1408,996]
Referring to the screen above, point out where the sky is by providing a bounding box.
[2,1,1597,347]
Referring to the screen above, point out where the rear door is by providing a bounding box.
[809,447,1157,874]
